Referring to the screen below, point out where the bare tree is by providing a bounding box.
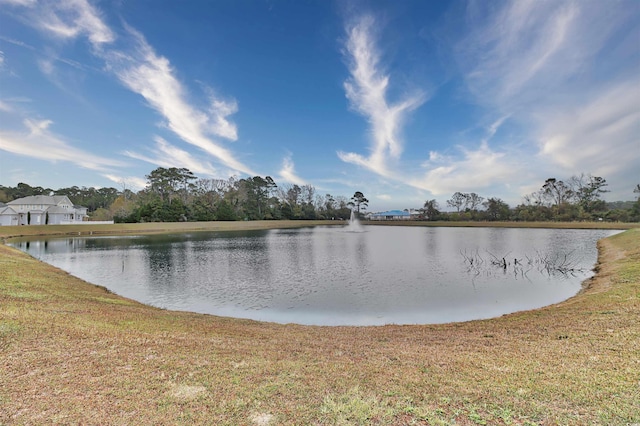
[542,178,573,207]
[446,192,466,212]
[569,174,609,213]
[465,193,484,211]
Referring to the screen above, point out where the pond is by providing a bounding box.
[10,226,620,326]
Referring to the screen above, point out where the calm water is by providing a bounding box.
[11,226,620,325]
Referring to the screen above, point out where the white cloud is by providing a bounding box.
[483,115,510,143]
[339,14,426,176]
[447,0,640,201]
[206,90,239,141]
[0,36,36,50]
[411,142,518,196]
[37,58,54,75]
[0,0,37,6]
[0,118,126,171]
[6,0,115,48]
[537,78,640,189]
[124,136,218,177]
[4,0,255,178]
[103,25,253,175]
[457,0,613,111]
[0,100,12,112]
[278,154,306,186]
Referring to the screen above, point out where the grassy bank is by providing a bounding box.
[0,220,343,242]
[1,222,639,425]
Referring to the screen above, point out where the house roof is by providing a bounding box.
[7,195,72,206]
[7,195,86,210]
[0,206,18,215]
[372,210,410,216]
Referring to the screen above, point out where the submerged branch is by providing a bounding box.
[461,249,587,278]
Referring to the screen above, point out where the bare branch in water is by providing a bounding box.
[461,249,586,279]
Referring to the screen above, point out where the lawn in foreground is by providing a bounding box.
[0,223,638,425]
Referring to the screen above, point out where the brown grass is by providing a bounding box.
[1,222,639,425]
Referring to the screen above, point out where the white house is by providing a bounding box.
[369,210,412,221]
[0,203,19,226]
[1,195,88,225]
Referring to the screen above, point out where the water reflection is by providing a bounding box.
[10,226,620,326]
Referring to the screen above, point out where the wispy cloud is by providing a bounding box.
[0,0,38,6]
[420,0,640,201]
[537,78,640,188]
[338,14,426,176]
[30,0,115,48]
[458,0,591,111]
[3,0,255,177]
[0,118,126,171]
[102,26,253,175]
[411,142,517,196]
[124,136,219,177]
[0,35,36,50]
[1,0,115,48]
[0,100,11,112]
[278,154,306,186]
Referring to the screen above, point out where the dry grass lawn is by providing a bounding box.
[1,221,638,425]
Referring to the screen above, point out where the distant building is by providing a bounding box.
[0,202,19,226]
[369,210,412,221]
[0,195,88,226]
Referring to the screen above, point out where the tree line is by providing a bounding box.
[0,168,364,222]
[1,169,638,222]
[422,175,640,222]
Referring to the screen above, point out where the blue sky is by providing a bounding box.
[1,0,638,211]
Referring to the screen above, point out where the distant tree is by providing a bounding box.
[237,176,276,220]
[570,174,609,213]
[216,199,237,221]
[465,193,484,211]
[632,184,640,221]
[89,208,111,221]
[319,193,337,219]
[542,178,573,207]
[422,199,440,221]
[348,191,369,214]
[284,184,302,207]
[334,195,351,220]
[447,192,466,212]
[145,167,196,202]
[0,188,8,203]
[110,195,137,222]
[482,198,510,221]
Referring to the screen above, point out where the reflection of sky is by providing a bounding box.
[10,227,621,326]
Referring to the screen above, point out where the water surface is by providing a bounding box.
[11,226,619,325]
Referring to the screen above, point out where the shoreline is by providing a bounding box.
[1,219,637,243]
[1,221,638,424]
[3,221,627,327]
